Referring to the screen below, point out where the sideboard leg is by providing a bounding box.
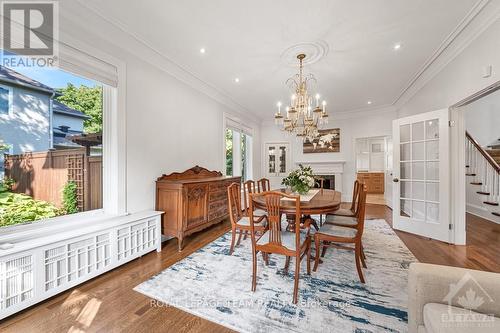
[178,237,184,252]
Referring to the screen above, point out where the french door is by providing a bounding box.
[392,109,450,242]
[264,142,290,189]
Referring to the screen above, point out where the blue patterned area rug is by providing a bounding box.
[134,219,416,333]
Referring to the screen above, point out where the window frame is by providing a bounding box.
[223,113,254,182]
[0,84,13,115]
[0,42,126,239]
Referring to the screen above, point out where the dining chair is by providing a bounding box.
[313,184,368,283]
[326,180,360,218]
[257,178,271,192]
[243,180,267,219]
[227,182,267,255]
[249,191,311,304]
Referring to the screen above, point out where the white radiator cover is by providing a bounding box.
[0,211,162,320]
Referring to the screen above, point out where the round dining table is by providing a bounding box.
[252,188,342,215]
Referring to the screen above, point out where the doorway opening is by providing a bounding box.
[355,136,392,206]
[457,86,500,236]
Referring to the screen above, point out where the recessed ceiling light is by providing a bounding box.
[367,101,372,105]
[200,48,206,54]
[393,43,402,50]
[234,78,240,83]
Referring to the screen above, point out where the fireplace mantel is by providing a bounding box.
[294,161,345,175]
[294,161,346,193]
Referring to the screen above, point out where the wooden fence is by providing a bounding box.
[4,148,102,211]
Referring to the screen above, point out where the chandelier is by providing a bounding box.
[274,53,328,142]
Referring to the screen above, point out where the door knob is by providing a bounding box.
[393,178,399,183]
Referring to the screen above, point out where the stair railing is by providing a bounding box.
[466,131,500,206]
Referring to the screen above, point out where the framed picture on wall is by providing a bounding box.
[303,128,340,153]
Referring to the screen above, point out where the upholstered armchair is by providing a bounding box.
[408,263,500,333]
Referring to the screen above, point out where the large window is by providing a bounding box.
[0,58,105,229]
[225,127,253,182]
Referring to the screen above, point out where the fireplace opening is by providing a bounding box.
[315,175,335,190]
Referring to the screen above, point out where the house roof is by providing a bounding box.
[0,65,54,94]
[53,100,90,119]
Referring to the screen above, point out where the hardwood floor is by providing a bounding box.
[1,205,499,332]
[366,194,386,205]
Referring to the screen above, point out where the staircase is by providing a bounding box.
[466,132,500,221]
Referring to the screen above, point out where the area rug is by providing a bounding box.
[134,219,416,333]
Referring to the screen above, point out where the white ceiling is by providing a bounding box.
[84,0,480,119]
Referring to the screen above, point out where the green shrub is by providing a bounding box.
[1,177,15,191]
[0,192,59,227]
[62,181,79,214]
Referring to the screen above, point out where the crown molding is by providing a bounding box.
[66,1,260,125]
[394,0,500,108]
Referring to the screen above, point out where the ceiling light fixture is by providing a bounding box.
[393,43,401,50]
[367,101,372,105]
[200,48,206,54]
[234,78,240,83]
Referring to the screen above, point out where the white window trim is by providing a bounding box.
[0,40,127,242]
[0,84,13,115]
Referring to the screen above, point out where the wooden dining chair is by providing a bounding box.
[243,180,267,219]
[227,182,266,255]
[313,184,368,283]
[325,180,363,223]
[257,178,271,192]
[249,191,311,304]
[327,180,361,218]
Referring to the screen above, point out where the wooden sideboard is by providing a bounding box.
[357,172,385,194]
[156,166,240,251]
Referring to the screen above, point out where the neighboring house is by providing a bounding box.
[0,65,90,176]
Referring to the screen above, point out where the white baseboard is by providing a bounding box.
[466,203,500,224]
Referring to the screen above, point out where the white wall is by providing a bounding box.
[398,18,500,117]
[260,108,397,201]
[59,3,261,214]
[463,88,500,147]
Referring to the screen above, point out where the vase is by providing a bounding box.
[291,185,310,195]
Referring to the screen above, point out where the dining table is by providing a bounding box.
[252,188,342,216]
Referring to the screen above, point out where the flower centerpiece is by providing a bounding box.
[281,164,316,195]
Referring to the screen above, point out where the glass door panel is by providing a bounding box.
[399,119,440,220]
[393,110,449,243]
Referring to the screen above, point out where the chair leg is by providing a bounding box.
[360,243,367,269]
[306,239,311,275]
[262,252,269,266]
[284,256,291,273]
[236,230,243,246]
[321,241,329,257]
[361,243,367,259]
[313,235,320,272]
[355,241,366,283]
[229,227,236,255]
[293,255,300,304]
[252,250,257,292]
[243,230,248,240]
